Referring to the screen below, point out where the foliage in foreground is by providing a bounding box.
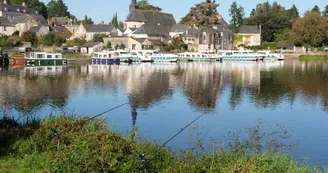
[0,116,325,173]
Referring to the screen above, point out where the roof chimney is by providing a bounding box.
[217,15,222,20]
[73,18,77,24]
[22,2,26,7]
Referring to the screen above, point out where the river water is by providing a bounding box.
[1,59,328,167]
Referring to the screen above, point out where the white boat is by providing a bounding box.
[92,52,120,64]
[178,51,222,61]
[257,51,284,61]
[25,52,67,65]
[131,50,153,62]
[150,51,179,62]
[220,50,259,61]
[111,50,137,62]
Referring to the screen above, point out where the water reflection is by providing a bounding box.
[0,60,328,115]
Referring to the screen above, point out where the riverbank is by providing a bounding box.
[0,116,324,172]
[300,54,328,60]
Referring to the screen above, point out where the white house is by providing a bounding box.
[81,42,103,55]
[0,17,15,35]
[234,25,261,47]
[12,14,48,36]
[70,23,117,41]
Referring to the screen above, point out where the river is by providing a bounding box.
[1,59,328,167]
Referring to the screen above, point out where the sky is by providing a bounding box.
[40,0,327,24]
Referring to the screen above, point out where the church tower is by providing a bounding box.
[130,0,138,12]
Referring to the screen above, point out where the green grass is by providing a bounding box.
[300,55,328,60]
[63,53,89,59]
[0,116,326,173]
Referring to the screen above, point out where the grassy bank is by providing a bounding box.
[0,116,325,173]
[300,54,328,60]
[63,53,89,59]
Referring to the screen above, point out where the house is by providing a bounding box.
[169,24,189,38]
[0,17,15,35]
[131,23,171,40]
[28,25,49,37]
[125,0,176,29]
[70,23,117,41]
[234,25,261,47]
[12,14,48,36]
[49,17,76,26]
[123,27,137,36]
[0,1,41,21]
[51,26,73,39]
[81,42,103,54]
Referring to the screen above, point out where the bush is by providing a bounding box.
[92,33,108,42]
[21,31,37,45]
[0,116,323,173]
[11,30,20,37]
[40,34,66,47]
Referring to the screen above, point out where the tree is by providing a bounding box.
[111,13,118,28]
[244,2,290,42]
[39,33,65,46]
[229,1,245,33]
[290,12,328,47]
[180,0,220,27]
[119,43,126,49]
[21,31,37,45]
[323,5,328,16]
[81,15,94,24]
[311,5,320,13]
[47,0,70,18]
[137,0,162,11]
[92,34,108,42]
[250,9,256,17]
[72,38,86,46]
[287,4,299,19]
[12,30,20,37]
[104,41,112,49]
[274,29,290,44]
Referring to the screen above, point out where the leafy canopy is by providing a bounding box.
[229,1,245,33]
[180,0,220,27]
[21,31,38,45]
[47,0,70,18]
[81,15,94,24]
[137,0,162,11]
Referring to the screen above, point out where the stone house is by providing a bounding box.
[81,42,103,54]
[169,24,189,38]
[12,14,48,36]
[28,25,49,37]
[0,17,15,35]
[0,1,41,21]
[131,23,171,40]
[70,23,117,41]
[234,25,261,47]
[104,37,142,51]
[51,26,73,39]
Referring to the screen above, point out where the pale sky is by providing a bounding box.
[40,0,327,24]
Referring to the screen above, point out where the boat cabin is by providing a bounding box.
[25,52,63,60]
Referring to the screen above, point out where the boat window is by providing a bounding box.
[202,55,206,57]
[104,54,108,58]
[55,55,61,59]
[186,55,190,57]
[98,54,102,58]
[192,55,195,57]
[37,54,45,59]
[47,55,52,59]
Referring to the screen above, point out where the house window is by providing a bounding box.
[132,44,136,50]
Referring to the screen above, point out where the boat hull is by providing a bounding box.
[222,56,258,61]
[92,58,120,65]
[152,57,178,62]
[25,59,67,65]
[187,57,221,61]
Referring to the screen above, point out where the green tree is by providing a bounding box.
[21,31,37,45]
[72,38,86,46]
[111,13,118,28]
[137,0,162,11]
[39,33,65,46]
[81,15,94,24]
[287,4,299,19]
[180,0,220,27]
[119,43,126,49]
[250,9,256,17]
[104,41,112,49]
[12,30,20,37]
[323,5,328,16]
[244,2,290,42]
[47,0,70,18]
[92,34,108,42]
[311,5,320,13]
[229,1,245,33]
[290,12,328,46]
[274,29,291,44]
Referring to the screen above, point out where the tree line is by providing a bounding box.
[179,0,328,47]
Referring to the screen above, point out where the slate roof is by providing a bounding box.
[84,24,115,33]
[183,28,201,37]
[51,26,73,38]
[0,3,39,15]
[133,24,171,37]
[132,38,147,44]
[126,9,176,26]
[52,26,65,32]
[239,25,260,34]
[28,26,41,33]
[51,17,71,26]
[81,42,101,47]
[170,24,189,32]
[0,17,14,26]
[12,14,48,25]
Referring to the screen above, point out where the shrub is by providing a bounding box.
[21,31,37,45]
